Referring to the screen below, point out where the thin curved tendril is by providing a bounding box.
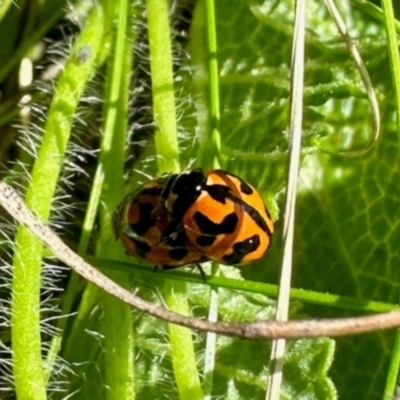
[0,180,399,339]
[322,0,380,157]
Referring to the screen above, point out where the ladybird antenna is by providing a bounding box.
[187,158,197,170]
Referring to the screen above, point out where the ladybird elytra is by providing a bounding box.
[161,169,274,266]
[114,168,274,272]
[114,177,208,267]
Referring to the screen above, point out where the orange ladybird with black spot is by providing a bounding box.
[161,169,274,266]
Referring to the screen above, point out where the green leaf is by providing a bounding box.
[3,0,398,398]
[192,283,336,400]
[179,0,397,398]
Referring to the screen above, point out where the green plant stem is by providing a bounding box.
[98,0,135,398]
[43,20,116,389]
[61,283,102,366]
[188,2,209,161]
[384,333,400,400]
[202,0,221,396]
[203,0,221,169]
[10,5,106,399]
[146,0,203,398]
[146,0,180,174]
[163,282,205,399]
[89,256,400,314]
[351,0,400,32]
[380,0,400,398]
[0,6,64,84]
[381,1,400,142]
[0,0,13,23]
[203,265,219,400]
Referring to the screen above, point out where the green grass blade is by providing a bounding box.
[10,4,107,399]
[146,0,180,174]
[89,256,400,314]
[0,6,65,84]
[380,0,400,397]
[0,0,13,23]
[201,0,222,396]
[351,0,400,32]
[200,0,221,169]
[97,0,135,398]
[146,0,203,398]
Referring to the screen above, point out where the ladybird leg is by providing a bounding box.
[195,263,207,282]
[160,265,179,271]
[154,265,177,274]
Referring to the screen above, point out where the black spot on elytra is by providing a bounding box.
[131,239,151,258]
[222,234,260,265]
[239,180,253,195]
[194,211,238,247]
[196,235,217,247]
[129,202,155,236]
[195,211,238,234]
[168,247,190,261]
[205,184,231,203]
[215,169,254,195]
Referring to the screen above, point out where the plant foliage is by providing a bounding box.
[0,0,398,399]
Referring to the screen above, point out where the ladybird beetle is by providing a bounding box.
[161,169,274,266]
[113,177,209,268]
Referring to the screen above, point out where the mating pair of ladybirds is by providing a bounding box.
[113,169,274,275]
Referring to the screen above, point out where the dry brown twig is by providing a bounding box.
[0,180,399,339]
